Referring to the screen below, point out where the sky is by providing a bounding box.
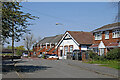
[4,2,118,48]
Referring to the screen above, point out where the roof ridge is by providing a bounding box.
[67,31,91,33]
[37,34,63,44]
[43,34,63,38]
[92,22,120,32]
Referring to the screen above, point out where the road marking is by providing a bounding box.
[14,63,24,80]
[15,71,23,80]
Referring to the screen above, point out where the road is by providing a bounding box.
[2,58,119,78]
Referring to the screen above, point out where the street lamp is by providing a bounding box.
[56,23,64,59]
[56,23,63,25]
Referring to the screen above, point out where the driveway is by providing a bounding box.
[2,58,119,78]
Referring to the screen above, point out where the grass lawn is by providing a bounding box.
[85,60,120,70]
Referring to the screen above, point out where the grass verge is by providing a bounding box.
[85,60,120,70]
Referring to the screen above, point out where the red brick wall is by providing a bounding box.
[46,45,50,52]
[39,47,46,54]
[35,44,58,55]
[28,52,33,56]
[56,48,59,55]
[57,47,60,56]
[93,30,119,45]
[47,47,55,54]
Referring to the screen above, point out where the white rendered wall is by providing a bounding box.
[58,39,79,59]
[59,39,79,50]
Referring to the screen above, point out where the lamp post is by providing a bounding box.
[56,23,64,59]
[56,23,63,25]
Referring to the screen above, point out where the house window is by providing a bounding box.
[93,48,99,53]
[65,46,68,56]
[95,32,102,40]
[34,52,36,55]
[69,46,73,52]
[105,31,109,39]
[112,29,120,38]
[43,52,45,54]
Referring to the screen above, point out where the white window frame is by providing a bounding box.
[112,29,120,38]
[69,46,73,52]
[95,32,102,40]
[65,46,68,56]
[105,31,109,39]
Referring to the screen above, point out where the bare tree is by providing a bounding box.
[23,34,36,56]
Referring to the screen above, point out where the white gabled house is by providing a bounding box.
[56,31,93,59]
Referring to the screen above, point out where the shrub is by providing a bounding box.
[42,54,45,59]
[88,50,99,60]
[106,48,120,60]
[97,56,107,61]
[67,52,72,54]
[16,50,22,56]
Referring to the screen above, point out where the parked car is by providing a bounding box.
[38,54,43,58]
[48,54,58,59]
[22,53,28,57]
[45,54,51,59]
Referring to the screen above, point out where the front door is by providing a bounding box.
[99,48,104,56]
[60,50,63,57]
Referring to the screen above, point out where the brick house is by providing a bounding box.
[90,22,120,56]
[55,31,93,59]
[32,34,63,56]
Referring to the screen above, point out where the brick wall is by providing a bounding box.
[48,47,56,54]
[93,30,119,45]
[33,44,58,56]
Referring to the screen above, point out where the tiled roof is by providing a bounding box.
[37,47,45,52]
[67,31,93,44]
[106,43,119,47]
[92,22,120,32]
[46,47,54,52]
[90,44,98,48]
[38,34,63,44]
[90,43,119,48]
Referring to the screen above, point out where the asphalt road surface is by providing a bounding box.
[2,58,118,78]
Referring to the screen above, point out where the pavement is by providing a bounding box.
[2,58,119,79]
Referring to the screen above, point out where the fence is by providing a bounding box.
[67,50,89,61]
